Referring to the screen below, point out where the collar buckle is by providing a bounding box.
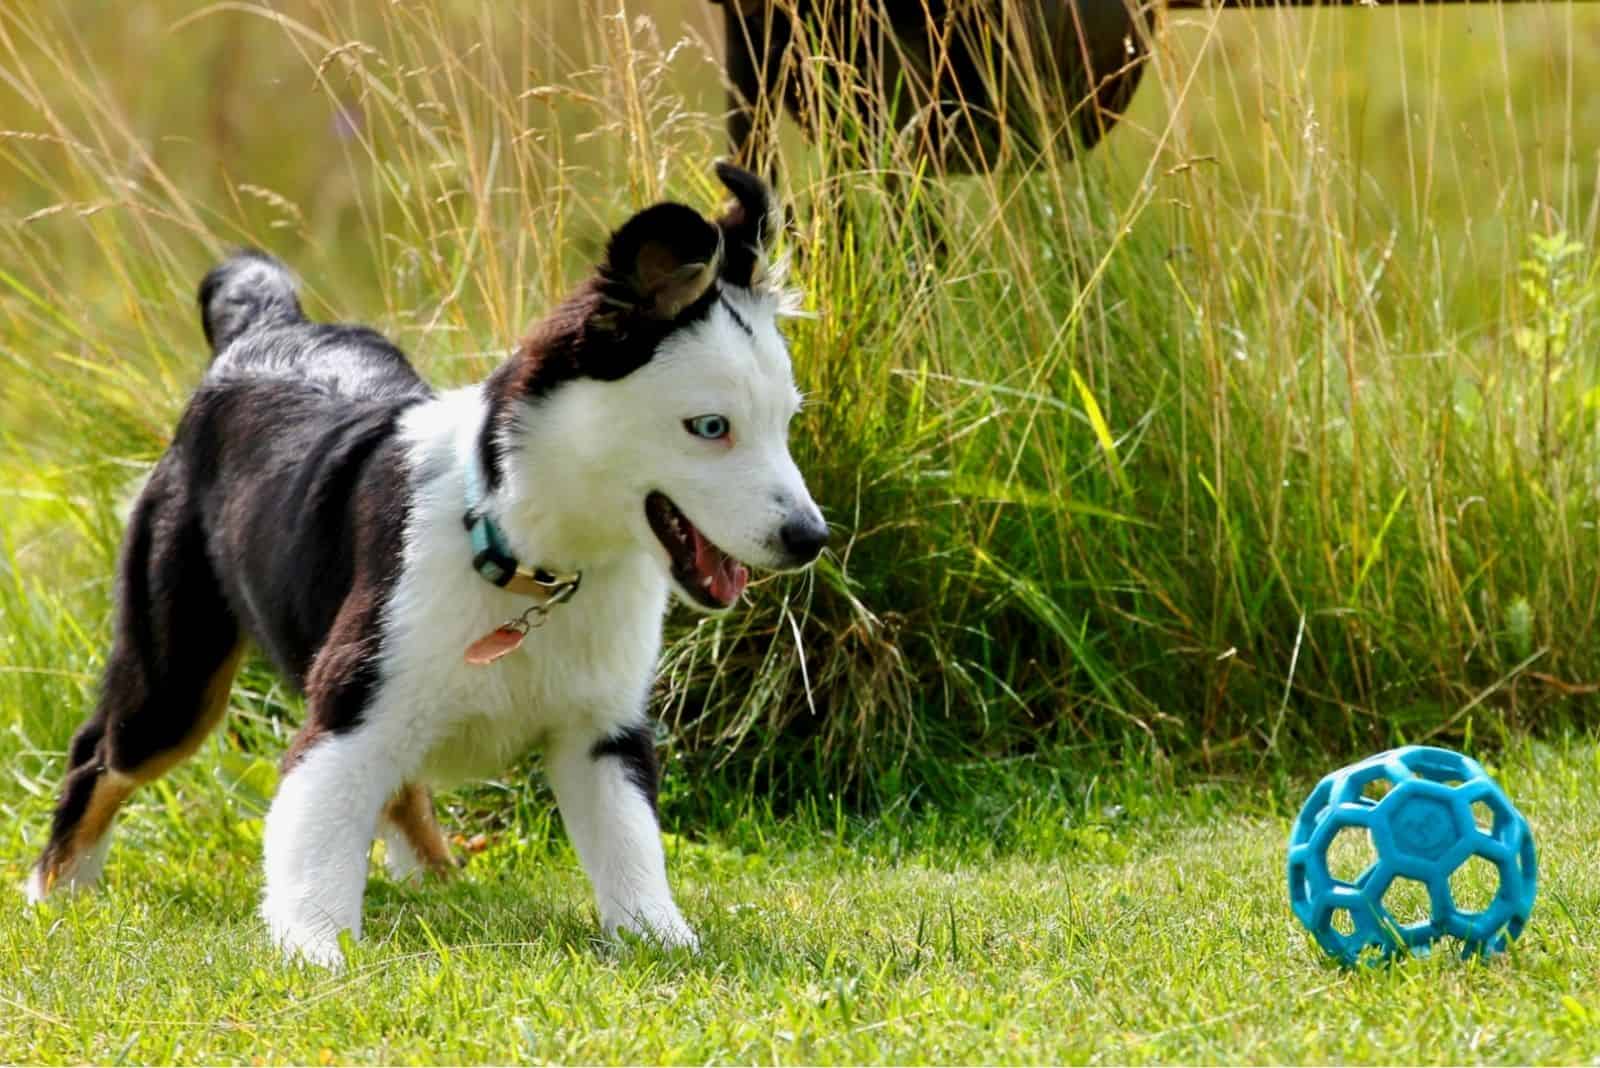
[465,461,581,611]
[503,565,582,605]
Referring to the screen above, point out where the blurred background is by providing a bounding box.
[2,1,1598,826]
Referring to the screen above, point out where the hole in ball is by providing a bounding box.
[1330,908,1357,937]
[1471,799,1496,834]
[1382,876,1432,928]
[1450,854,1500,914]
[1326,825,1378,884]
[1360,778,1393,804]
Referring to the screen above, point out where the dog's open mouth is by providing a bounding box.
[646,491,749,609]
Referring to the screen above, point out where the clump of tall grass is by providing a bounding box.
[2,1,1598,816]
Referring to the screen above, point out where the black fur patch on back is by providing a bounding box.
[186,383,420,689]
[178,262,432,751]
[591,722,661,814]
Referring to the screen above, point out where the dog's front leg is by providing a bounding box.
[546,720,697,950]
[261,726,400,967]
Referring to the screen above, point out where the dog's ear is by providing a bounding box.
[602,202,723,321]
[714,160,780,290]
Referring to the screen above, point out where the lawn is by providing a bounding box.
[4,0,1600,1063]
[3,737,1597,1063]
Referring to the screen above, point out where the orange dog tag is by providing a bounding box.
[465,625,526,665]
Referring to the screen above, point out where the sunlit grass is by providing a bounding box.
[2,736,1597,1063]
[4,1,1599,796]
[3,1,1600,1061]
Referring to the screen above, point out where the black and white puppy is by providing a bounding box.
[27,163,827,966]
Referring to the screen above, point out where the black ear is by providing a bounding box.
[602,202,723,320]
[714,160,779,289]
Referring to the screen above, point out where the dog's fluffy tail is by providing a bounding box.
[197,249,305,355]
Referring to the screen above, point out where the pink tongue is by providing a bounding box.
[713,558,749,604]
[690,526,748,604]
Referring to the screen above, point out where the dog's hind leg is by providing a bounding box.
[29,465,243,902]
[379,782,455,882]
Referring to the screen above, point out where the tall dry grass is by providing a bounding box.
[2,1,1597,815]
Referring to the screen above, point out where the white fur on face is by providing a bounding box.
[506,285,823,601]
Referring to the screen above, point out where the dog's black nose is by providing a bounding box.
[780,512,829,564]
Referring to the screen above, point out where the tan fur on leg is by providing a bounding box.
[121,644,244,784]
[383,782,456,877]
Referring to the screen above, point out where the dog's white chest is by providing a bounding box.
[377,386,675,784]
[379,550,667,785]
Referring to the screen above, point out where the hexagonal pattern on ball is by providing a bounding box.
[1286,746,1537,966]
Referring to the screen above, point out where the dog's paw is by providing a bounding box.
[262,900,353,969]
[268,924,349,970]
[607,906,700,953]
[379,837,427,885]
[24,840,110,904]
[378,839,457,886]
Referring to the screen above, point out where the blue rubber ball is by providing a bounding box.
[1287,746,1536,966]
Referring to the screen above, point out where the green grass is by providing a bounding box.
[3,735,1598,1064]
[5,1,1600,1062]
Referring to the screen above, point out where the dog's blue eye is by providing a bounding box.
[685,415,730,440]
